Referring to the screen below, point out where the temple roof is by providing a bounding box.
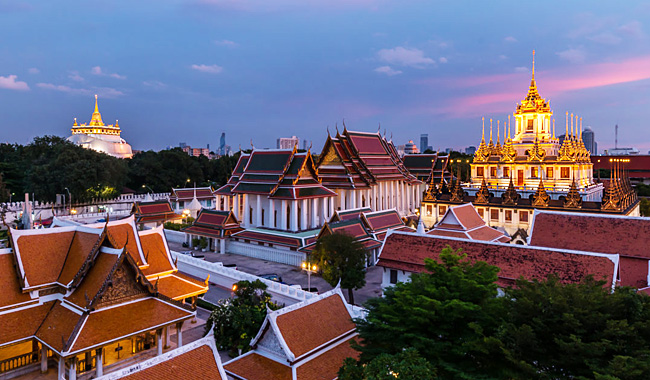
[427,203,511,243]
[181,209,242,239]
[96,336,228,380]
[402,153,452,183]
[171,187,215,201]
[529,210,650,287]
[316,129,420,189]
[377,231,618,288]
[132,200,182,224]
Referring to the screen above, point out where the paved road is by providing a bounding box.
[169,241,384,306]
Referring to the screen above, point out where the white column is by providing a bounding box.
[372,185,377,211]
[269,199,276,228]
[300,200,308,230]
[220,238,225,254]
[40,345,47,373]
[281,200,288,230]
[311,198,318,228]
[243,195,250,228]
[177,322,184,347]
[96,349,103,377]
[320,198,327,225]
[406,184,412,213]
[340,189,346,210]
[255,195,262,227]
[399,182,405,213]
[58,356,65,379]
[157,329,163,355]
[350,189,357,209]
[69,358,77,380]
[329,197,335,219]
[290,201,299,232]
[233,195,239,220]
[164,326,171,348]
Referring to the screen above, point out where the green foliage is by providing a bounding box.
[635,184,650,197]
[639,198,650,216]
[448,151,473,181]
[500,276,650,380]
[205,280,281,357]
[352,247,507,379]
[338,348,436,380]
[312,232,368,304]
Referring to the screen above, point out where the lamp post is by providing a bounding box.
[301,260,318,291]
[64,187,71,215]
[142,184,154,194]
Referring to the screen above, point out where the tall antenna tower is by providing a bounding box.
[615,124,618,149]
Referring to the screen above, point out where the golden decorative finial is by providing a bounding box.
[532,50,535,80]
[489,119,493,143]
[115,119,119,128]
[497,120,500,145]
[73,117,78,126]
[507,115,511,139]
[552,119,555,139]
[579,117,583,138]
[89,94,104,126]
[481,117,485,143]
[94,94,99,113]
[570,113,574,138]
[565,111,569,136]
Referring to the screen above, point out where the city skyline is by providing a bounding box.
[1,1,649,153]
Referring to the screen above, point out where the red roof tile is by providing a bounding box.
[275,293,355,359]
[378,232,618,287]
[139,230,174,276]
[0,303,52,346]
[225,353,292,380]
[296,336,359,380]
[155,273,208,301]
[0,253,32,309]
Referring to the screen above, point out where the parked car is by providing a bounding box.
[259,273,283,283]
[181,250,204,258]
[223,263,237,270]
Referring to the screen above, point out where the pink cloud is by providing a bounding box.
[416,55,650,118]
[0,75,29,91]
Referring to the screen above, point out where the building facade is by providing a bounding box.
[68,95,133,159]
[277,136,300,149]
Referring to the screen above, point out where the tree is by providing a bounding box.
[338,348,436,380]
[500,276,650,380]
[351,247,510,379]
[205,280,280,357]
[312,232,368,305]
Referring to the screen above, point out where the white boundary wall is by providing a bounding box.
[227,241,305,267]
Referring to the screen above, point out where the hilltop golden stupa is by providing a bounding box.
[67,95,133,159]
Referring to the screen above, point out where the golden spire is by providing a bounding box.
[89,94,105,126]
[481,117,485,143]
[570,113,574,138]
[532,49,535,81]
[552,119,555,139]
[73,117,78,126]
[497,120,501,145]
[507,115,511,140]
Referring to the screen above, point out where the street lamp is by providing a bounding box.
[301,261,318,291]
[64,187,71,215]
[142,184,154,194]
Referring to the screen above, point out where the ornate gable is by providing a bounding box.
[94,259,152,309]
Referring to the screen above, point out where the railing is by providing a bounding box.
[228,241,305,267]
[0,351,38,373]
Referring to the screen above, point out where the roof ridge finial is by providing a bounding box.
[507,115,511,140]
[489,118,493,143]
[481,117,485,143]
[532,49,535,81]
[94,94,99,113]
[570,113,574,138]
[497,120,501,145]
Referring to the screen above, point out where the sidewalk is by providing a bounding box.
[168,241,384,306]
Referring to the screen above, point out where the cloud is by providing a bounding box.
[514,66,528,73]
[68,71,84,82]
[191,64,224,74]
[618,20,644,38]
[588,32,622,45]
[556,47,586,63]
[187,0,383,12]
[36,83,124,97]
[377,47,435,68]
[374,66,402,76]
[142,80,167,89]
[0,75,29,91]
[91,66,126,79]
[504,36,517,43]
[439,57,448,64]
[214,39,238,47]
[27,68,39,74]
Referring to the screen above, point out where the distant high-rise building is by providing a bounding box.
[420,134,429,153]
[218,132,226,155]
[404,140,419,154]
[277,136,300,149]
[582,127,597,154]
[303,139,308,150]
[465,146,477,155]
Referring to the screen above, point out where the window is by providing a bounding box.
[261,209,265,226]
[274,210,278,227]
[390,269,398,284]
[439,206,447,215]
[531,167,538,178]
[490,167,497,178]
[561,167,570,179]
[477,208,484,218]
[249,207,253,224]
[286,206,291,229]
[519,211,529,223]
[527,119,534,131]
[505,210,512,222]
[503,167,510,178]
[490,209,499,221]
[426,205,433,216]
[477,167,484,177]
[546,167,554,179]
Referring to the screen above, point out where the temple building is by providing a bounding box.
[420,53,639,241]
[68,95,133,159]
[316,128,422,216]
[0,221,201,379]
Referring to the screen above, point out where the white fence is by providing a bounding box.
[164,229,187,244]
[228,241,305,267]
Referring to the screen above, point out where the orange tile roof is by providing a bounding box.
[65,251,120,308]
[296,336,359,380]
[109,344,226,380]
[15,230,75,287]
[139,231,174,276]
[0,253,32,309]
[275,293,355,359]
[36,301,83,352]
[59,231,103,285]
[106,223,145,266]
[70,298,192,354]
[225,353,292,380]
[155,273,208,301]
[0,303,52,346]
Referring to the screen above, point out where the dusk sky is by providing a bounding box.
[1,1,649,153]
